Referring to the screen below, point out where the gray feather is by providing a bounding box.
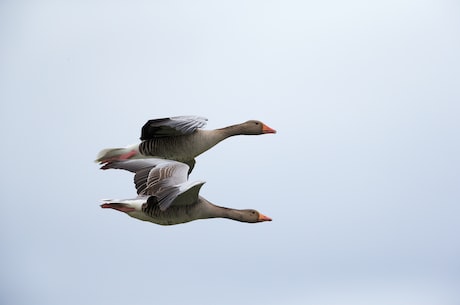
[102,158,204,211]
[140,115,208,140]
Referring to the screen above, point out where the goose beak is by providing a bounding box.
[262,124,276,134]
[258,213,272,222]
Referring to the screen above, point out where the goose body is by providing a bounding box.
[100,158,272,225]
[96,116,276,171]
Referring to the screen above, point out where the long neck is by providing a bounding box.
[190,126,243,157]
[196,197,249,222]
[216,123,247,137]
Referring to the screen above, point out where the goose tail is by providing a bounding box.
[95,144,139,163]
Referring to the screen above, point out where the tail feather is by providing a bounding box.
[95,145,138,163]
[95,148,126,163]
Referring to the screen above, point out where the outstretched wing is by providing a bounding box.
[140,115,208,140]
[101,158,205,211]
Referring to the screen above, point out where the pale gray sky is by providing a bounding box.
[1,1,459,304]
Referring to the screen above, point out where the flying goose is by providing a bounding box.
[100,158,272,225]
[96,115,276,171]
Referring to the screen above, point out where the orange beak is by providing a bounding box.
[258,213,272,222]
[262,124,277,134]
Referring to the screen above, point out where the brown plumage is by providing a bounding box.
[100,158,272,225]
[96,115,276,172]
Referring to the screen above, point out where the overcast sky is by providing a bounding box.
[1,1,459,304]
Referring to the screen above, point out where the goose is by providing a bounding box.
[100,158,272,225]
[96,115,276,171]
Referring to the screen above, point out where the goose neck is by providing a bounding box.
[216,123,246,137]
[198,198,248,222]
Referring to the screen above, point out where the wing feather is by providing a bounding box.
[140,115,207,140]
[101,158,203,211]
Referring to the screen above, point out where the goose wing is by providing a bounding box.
[140,115,208,140]
[102,158,205,211]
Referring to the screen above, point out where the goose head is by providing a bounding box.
[240,120,277,135]
[237,209,273,223]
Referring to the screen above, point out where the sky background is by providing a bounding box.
[1,1,459,304]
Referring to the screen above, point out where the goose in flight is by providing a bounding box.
[96,115,276,172]
[100,158,272,225]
